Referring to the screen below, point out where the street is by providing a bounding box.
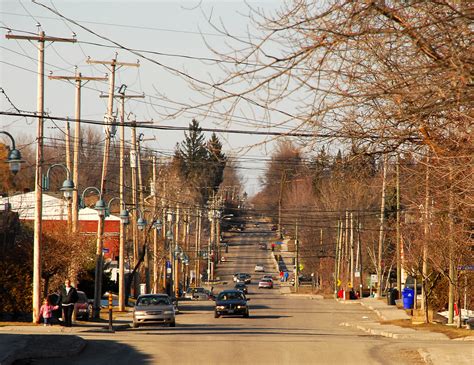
[26,224,471,365]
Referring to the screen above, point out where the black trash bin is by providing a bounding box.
[387,288,398,305]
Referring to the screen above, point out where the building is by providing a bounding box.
[1,192,120,259]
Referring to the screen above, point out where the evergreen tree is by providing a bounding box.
[207,132,226,192]
[176,119,208,179]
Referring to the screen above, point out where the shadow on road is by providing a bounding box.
[32,338,153,365]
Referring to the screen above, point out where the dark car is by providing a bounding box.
[234,282,248,294]
[48,290,92,321]
[236,273,251,284]
[214,290,250,318]
[258,243,267,250]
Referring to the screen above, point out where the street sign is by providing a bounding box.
[370,274,378,283]
[457,265,474,271]
[102,248,109,253]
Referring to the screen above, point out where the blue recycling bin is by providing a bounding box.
[402,287,414,309]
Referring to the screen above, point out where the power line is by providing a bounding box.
[0,111,421,141]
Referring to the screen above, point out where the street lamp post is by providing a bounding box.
[106,197,130,311]
[152,219,162,293]
[81,186,106,319]
[166,228,173,297]
[0,131,25,174]
[43,163,75,231]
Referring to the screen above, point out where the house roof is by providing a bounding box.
[1,192,120,221]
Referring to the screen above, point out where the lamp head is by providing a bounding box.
[137,217,147,231]
[60,179,75,200]
[6,148,24,174]
[119,209,130,225]
[94,199,107,217]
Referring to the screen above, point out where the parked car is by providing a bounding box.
[214,290,249,318]
[236,273,251,284]
[132,294,176,328]
[254,264,265,272]
[234,282,248,294]
[271,225,277,231]
[49,291,92,321]
[262,275,274,281]
[258,278,273,289]
[258,243,267,250]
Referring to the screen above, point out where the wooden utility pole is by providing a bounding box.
[377,154,388,297]
[130,122,139,266]
[334,220,341,298]
[396,154,402,296]
[295,219,299,292]
[350,212,354,289]
[49,71,107,233]
[421,156,430,314]
[87,57,139,318]
[6,30,76,323]
[195,209,201,286]
[152,155,159,293]
[174,204,180,297]
[100,89,143,309]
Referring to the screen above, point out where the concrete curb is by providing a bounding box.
[0,334,86,365]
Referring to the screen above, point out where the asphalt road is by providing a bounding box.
[31,223,452,364]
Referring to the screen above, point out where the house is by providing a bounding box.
[1,192,120,259]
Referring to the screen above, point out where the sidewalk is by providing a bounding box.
[0,314,132,365]
[338,297,474,364]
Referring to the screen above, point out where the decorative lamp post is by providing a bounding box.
[0,131,25,174]
[81,186,104,318]
[44,163,75,200]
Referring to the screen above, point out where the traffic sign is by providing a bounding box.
[337,279,341,287]
[102,248,109,253]
[370,274,378,283]
[355,271,360,278]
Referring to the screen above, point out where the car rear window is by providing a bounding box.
[138,296,170,306]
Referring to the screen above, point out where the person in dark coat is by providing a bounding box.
[57,279,79,327]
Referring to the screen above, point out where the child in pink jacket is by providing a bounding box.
[39,298,59,326]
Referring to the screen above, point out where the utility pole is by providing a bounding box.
[152,155,159,293]
[87,56,139,318]
[174,204,180,297]
[6,30,76,323]
[350,212,354,289]
[295,219,299,292]
[358,220,363,299]
[396,154,402,297]
[377,154,388,297]
[344,210,349,288]
[49,70,107,233]
[101,87,143,310]
[334,220,340,298]
[277,171,285,238]
[130,122,139,268]
[195,209,201,286]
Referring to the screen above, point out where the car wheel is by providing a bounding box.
[244,311,249,318]
[132,321,139,329]
[214,311,220,318]
[169,321,176,327]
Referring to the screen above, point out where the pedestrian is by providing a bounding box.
[279,271,284,282]
[38,297,58,326]
[284,271,289,282]
[57,278,79,327]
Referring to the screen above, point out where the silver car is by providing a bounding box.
[132,294,176,328]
